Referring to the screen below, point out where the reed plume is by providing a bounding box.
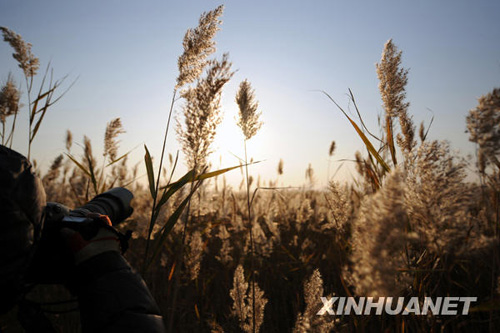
[83,136,97,174]
[405,140,475,255]
[419,121,425,142]
[0,27,39,79]
[236,80,262,140]
[350,169,413,296]
[177,54,233,171]
[42,154,63,185]
[325,181,351,231]
[293,269,335,333]
[65,129,73,152]
[328,140,336,157]
[277,158,284,176]
[230,264,267,333]
[103,118,125,162]
[176,5,224,89]
[185,231,204,280]
[305,163,315,186]
[376,39,415,159]
[466,88,500,172]
[0,74,20,145]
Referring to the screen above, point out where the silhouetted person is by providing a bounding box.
[0,145,166,332]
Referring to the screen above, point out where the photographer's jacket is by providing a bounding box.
[71,251,166,333]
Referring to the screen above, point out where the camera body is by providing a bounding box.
[25,188,134,285]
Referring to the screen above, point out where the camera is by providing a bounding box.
[25,187,134,284]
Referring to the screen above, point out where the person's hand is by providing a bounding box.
[60,214,121,265]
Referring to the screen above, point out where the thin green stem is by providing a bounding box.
[144,88,177,270]
[168,167,200,333]
[244,139,256,333]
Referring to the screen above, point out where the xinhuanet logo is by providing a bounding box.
[317,297,477,316]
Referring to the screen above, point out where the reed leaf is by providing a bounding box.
[84,148,98,195]
[321,90,390,173]
[145,180,202,271]
[65,153,91,178]
[386,118,397,166]
[30,90,49,123]
[156,169,195,208]
[196,164,244,181]
[31,106,48,141]
[106,149,131,167]
[144,145,156,200]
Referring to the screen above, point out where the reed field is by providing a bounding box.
[1,5,500,333]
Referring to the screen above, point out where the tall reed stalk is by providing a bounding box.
[236,79,263,333]
[143,5,225,268]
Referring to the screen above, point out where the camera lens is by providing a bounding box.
[70,188,134,225]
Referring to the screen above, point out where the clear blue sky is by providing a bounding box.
[1,0,499,188]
